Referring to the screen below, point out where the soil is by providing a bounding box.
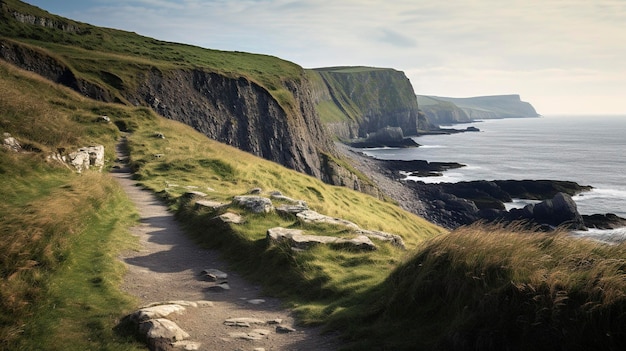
[111,137,341,351]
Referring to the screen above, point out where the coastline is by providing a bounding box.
[337,142,626,234]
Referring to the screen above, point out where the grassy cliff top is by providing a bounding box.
[1,0,303,108]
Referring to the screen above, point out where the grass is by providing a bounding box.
[1,0,304,114]
[0,60,143,349]
[329,223,626,350]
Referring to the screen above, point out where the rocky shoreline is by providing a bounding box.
[336,143,626,232]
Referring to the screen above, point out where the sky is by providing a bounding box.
[25,0,626,116]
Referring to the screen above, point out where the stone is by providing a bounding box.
[130,304,186,322]
[270,193,308,206]
[194,200,229,211]
[200,269,228,282]
[68,145,105,173]
[532,192,586,230]
[266,318,283,325]
[2,133,21,152]
[276,325,296,333]
[171,341,201,350]
[232,195,274,213]
[296,210,360,229]
[155,132,166,139]
[356,229,406,249]
[249,187,263,194]
[96,115,110,123]
[276,204,309,215]
[224,317,267,327]
[139,318,190,342]
[267,227,377,251]
[214,212,245,224]
[207,282,230,291]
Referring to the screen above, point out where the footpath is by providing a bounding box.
[111,137,339,351]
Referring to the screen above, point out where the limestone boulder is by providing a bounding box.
[296,210,360,229]
[233,195,274,213]
[139,318,190,342]
[2,133,21,152]
[267,227,376,251]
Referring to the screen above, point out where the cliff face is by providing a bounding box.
[309,67,434,139]
[128,68,333,179]
[427,94,540,119]
[416,95,472,125]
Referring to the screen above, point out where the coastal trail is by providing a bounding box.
[111,136,340,350]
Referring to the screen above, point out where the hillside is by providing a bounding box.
[2,1,625,350]
[421,94,540,120]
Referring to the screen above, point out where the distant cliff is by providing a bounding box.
[423,94,540,120]
[416,95,472,125]
[308,67,434,140]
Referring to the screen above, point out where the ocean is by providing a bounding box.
[362,115,626,242]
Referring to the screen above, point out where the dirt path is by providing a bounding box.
[111,137,340,351]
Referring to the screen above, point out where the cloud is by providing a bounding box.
[26,0,626,114]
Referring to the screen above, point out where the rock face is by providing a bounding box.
[128,68,335,179]
[309,67,435,140]
[425,94,540,119]
[67,145,105,173]
[504,192,586,230]
[416,95,472,124]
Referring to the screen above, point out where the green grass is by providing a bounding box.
[0,60,143,349]
[1,0,304,114]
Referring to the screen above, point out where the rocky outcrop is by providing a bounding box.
[128,68,335,180]
[2,132,21,152]
[267,227,377,251]
[309,67,435,139]
[346,126,420,148]
[67,145,105,173]
[505,192,586,230]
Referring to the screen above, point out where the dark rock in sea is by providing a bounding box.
[346,126,420,148]
[583,213,626,229]
[402,180,592,230]
[503,193,586,230]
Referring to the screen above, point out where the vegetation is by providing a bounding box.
[329,224,626,350]
[1,1,625,350]
[0,0,303,113]
[0,61,143,349]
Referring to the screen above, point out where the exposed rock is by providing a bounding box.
[267,227,377,251]
[171,341,201,350]
[232,195,274,213]
[270,192,308,207]
[139,318,190,342]
[214,212,245,224]
[583,213,626,229]
[2,133,21,152]
[356,229,406,249]
[296,210,360,229]
[347,126,420,148]
[530,192,586,230]
[276,325,296,333]
[207,282,230,292]
[96,115,111,123]
[130,304,187,323]
[194,200,229,211]
[200,269,228,282]
[67,145,105,173]
[276,204,310,215]
[249,187,263,194]
[154,132,166,139]
[224,317,267,327]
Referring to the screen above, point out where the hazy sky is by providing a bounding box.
[26,0,626,115]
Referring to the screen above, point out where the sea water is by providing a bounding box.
[362,115,626,241]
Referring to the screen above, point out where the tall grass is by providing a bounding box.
[0,61,143,349]
[330,223,626,350]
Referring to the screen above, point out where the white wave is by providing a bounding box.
[571,227,626,244]
[419,144,446,149]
